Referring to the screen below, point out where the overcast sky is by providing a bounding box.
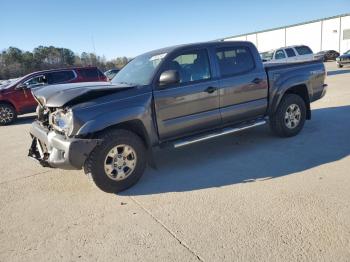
[1,0,349,59]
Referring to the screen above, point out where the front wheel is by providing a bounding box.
[84,129,147,193]
[0,103,17,125]
[337,64,343,68]
[269,94,306,137]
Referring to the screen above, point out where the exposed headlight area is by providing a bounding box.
[50,109,74,136]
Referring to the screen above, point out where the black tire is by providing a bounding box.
[0,103,17,125]
[84,129,147,193]
[269,94,306,137]
[337,64,343,68]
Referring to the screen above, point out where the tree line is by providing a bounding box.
[0,46,130,80]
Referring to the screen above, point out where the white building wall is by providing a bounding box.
[340,15,350,53]
[223,14,350,54]
[322,18,340,51]
[257,29,285,52]
[286,22,321,52]
[246,34,257,46]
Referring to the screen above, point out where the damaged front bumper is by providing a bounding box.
[28,121,99,170]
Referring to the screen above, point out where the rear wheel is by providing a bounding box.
[84,129,147,193]
[0,103,17,125]
[269,94,306,137]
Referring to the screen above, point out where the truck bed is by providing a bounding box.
[264,59,326,104]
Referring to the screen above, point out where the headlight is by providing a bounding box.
[51,109,74,136]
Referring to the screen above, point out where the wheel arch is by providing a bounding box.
[0,100,17,112]
[271,84,311,120]
[283,84,311,120]
[96,119,152,149]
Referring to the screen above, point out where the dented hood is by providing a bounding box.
[32,82,134,107]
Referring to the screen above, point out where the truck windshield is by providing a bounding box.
[112,52,167,86]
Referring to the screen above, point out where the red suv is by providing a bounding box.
[0,67,107,125]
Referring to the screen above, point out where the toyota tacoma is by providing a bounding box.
[28,41,327,193]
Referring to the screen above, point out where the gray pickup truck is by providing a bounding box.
[28,41,327,193]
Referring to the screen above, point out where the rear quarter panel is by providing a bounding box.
[265,60,326,114]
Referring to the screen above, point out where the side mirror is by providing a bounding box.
[159,70,180,87]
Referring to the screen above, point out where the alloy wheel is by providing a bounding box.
[104,144,137,181]
[284,104,301,129]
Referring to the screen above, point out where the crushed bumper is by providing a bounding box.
[28,121,100,170]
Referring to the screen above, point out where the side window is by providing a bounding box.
[285,48,296,57]
[216,46,255,77]
[24,75,47,87]
[275,50,286,60]
[47,71,75,84]
[162,49,211,84]
[79,68,99,78]
[295,46,313,55]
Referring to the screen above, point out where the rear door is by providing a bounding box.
[284,48,298,62]
[214,44,268,125]
[153,48,221,140]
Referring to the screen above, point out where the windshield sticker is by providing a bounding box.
[149,53,167,61]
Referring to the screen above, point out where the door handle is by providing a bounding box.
[251,78,263,84]
[204,86,217,93]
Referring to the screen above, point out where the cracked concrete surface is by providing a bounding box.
[0,62,349,261]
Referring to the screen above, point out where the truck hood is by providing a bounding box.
[32,82,134,107]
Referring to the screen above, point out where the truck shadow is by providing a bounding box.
[123,105,350,196]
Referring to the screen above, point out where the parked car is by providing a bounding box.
[314,50,340,62]
[0,78,19,88]
[28,41,327,193]
[104,69,120,80]
[336,50,350,68]
[262,45,314,63]
[0,67,107,125]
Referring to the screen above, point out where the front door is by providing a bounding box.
[16,74,47,113]
[153,49,221,141]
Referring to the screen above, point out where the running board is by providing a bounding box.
[173,119,266,148]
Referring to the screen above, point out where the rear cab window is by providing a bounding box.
[215,46,255,77]
[295,46,313,55]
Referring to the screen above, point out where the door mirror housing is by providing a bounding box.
[159,70,180,87]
